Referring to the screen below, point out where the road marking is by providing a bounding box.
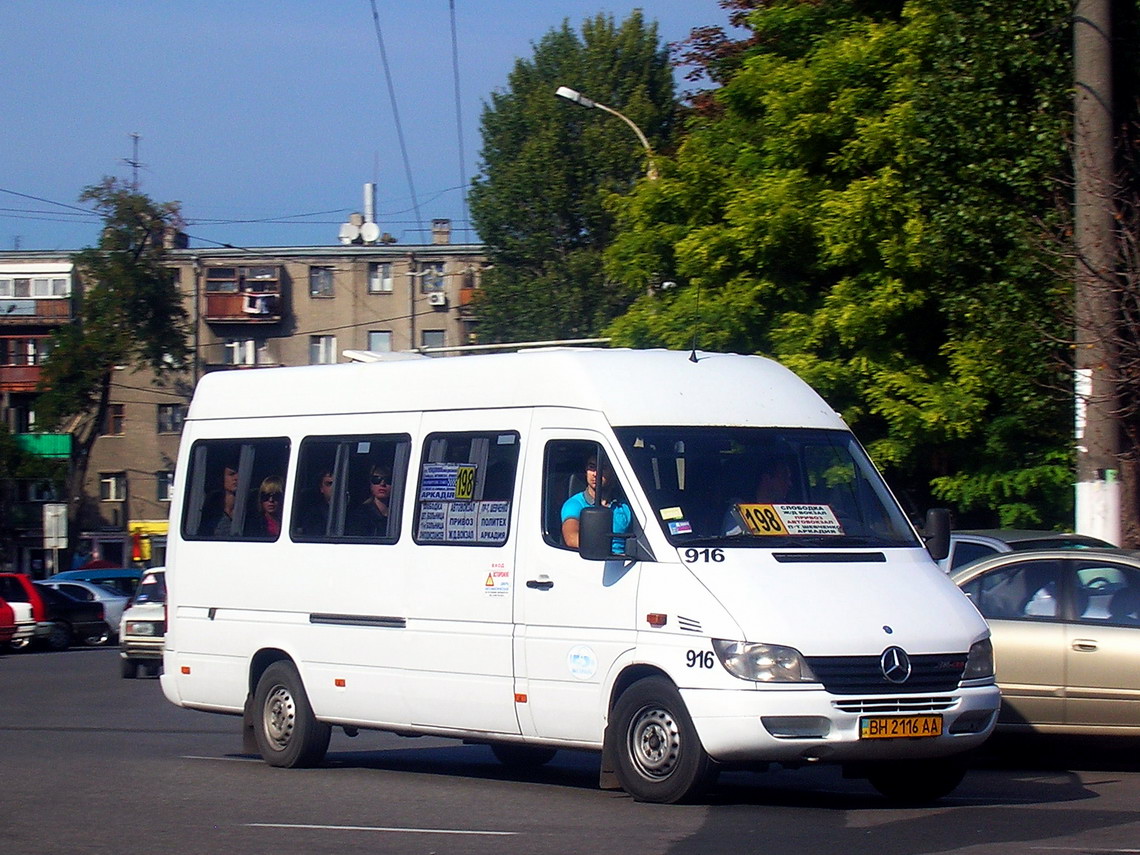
[247,823,516,836]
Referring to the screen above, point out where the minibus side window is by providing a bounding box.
[290,434,410,543]
[181,438,291,541]
[542,440,626,551]
[412,431,518,546]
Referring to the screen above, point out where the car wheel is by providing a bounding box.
[867,759,967,804]
[609,676,713,804]
[252,661,331,768]
[490,743,558,769]
[144,661,163,677]
[121,658,139,679]
[46,621,72,651]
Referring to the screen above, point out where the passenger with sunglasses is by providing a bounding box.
[249,475,285,538]
[348,465,393,538]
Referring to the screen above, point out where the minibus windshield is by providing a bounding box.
[614,427,919,549]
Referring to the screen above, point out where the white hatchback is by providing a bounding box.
[118,569,166,679]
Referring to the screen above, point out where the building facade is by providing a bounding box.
[0,222,486,573]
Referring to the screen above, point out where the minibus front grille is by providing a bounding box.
[805,653,966,695]
[832,696,957,714]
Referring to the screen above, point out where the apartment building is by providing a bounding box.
[0,219,486,573]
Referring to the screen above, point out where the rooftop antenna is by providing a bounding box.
[124,132,145,191]
[689,281,701,362]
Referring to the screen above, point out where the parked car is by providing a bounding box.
[50,568,143,598]
[952,548,1140,735]
[32,583,108,650]
[939,529,1115,573]
[1,598,35,649]
[0,573,50,647]
[119,568,165,678]
[38,579,130,637]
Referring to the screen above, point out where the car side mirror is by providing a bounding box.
[923,508,951,562]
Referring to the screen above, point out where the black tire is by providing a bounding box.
[490,743,558,769]
[46,621,72,651]
[252,661,331,768]
[144,661,163,677]
[610,676,713,803]
[867,758,967,804]
[121,658,139,679]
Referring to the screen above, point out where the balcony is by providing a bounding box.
[0,298,73,326]
[204,291,282,323]
[0,364,42,392]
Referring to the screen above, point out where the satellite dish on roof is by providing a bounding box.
[360,222,381,243]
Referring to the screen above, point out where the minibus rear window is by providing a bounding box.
[615,427,918,549]
[182,438,291,541]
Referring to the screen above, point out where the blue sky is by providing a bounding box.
[1,1,733,251]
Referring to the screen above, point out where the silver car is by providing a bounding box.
[952,549,1140,735]
[939,529,1114,574]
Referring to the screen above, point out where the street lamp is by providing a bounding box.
[555,85,659,180]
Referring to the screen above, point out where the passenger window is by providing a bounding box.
[412,431,518,546]
[181,438,291,541]
[1075,561,1140,624]
[951,541,998,570]
[290,434,410,543]
[960,559,1063,620]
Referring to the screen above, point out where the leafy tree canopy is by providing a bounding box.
[605,0,1074,526]
[469,11,676,341]
[37,178,191,432]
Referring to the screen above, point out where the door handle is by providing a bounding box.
[1071,638,1098,652]
[526,578,554,590]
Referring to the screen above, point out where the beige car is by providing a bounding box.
[953,549,1140,735]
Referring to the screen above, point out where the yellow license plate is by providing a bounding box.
[860,715,943,739]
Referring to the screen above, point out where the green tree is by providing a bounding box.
[468,11,676,342]
[37,178,191,532]
[605,0,1074,526]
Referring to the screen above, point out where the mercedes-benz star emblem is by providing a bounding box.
[880,646,912,684]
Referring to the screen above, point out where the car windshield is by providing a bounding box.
[614,426,919,549]
[133,575,166,605]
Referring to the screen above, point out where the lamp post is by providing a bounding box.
[555,86,659,180]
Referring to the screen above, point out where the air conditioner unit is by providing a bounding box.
[427,292,448,307]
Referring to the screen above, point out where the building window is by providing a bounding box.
[157,404,188,433]
[0,276,70,298]
[100,472,127,502]
[419,262,445,293]
[205,267,239,293]
[224,339,258,365]
[368,262,393,293]
[309,266,335,297]
[367,330,392,352]
[106,404,125,435]
[0,337,51,365]
[310,335,338,365]
[421,330,445,353]
[157,471,175,502]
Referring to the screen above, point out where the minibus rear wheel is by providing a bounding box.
[253,661,331,768]
[610,676,713,804]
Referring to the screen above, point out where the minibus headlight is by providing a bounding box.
[712,640,817,683]
[962,637,994,680]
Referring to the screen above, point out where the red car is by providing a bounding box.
[0,573,49,647]
[0,598,14,644]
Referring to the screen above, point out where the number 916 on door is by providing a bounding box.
[687,650,715,669]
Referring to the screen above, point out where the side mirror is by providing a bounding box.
[923,508,951,563]
[578,506,616,561]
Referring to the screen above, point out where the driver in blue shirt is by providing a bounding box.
[561,454,631,553]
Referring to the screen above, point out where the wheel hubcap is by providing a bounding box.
[628,706,681,779]
[263,685,296,751]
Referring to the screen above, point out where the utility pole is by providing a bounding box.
[1073,0,1120,543]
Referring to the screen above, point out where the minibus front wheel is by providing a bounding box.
[252,660,331,768]
[610,676,713,804]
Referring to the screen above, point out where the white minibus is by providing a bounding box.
[161,348,998,803]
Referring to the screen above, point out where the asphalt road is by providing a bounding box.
[2,646,1139,855]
